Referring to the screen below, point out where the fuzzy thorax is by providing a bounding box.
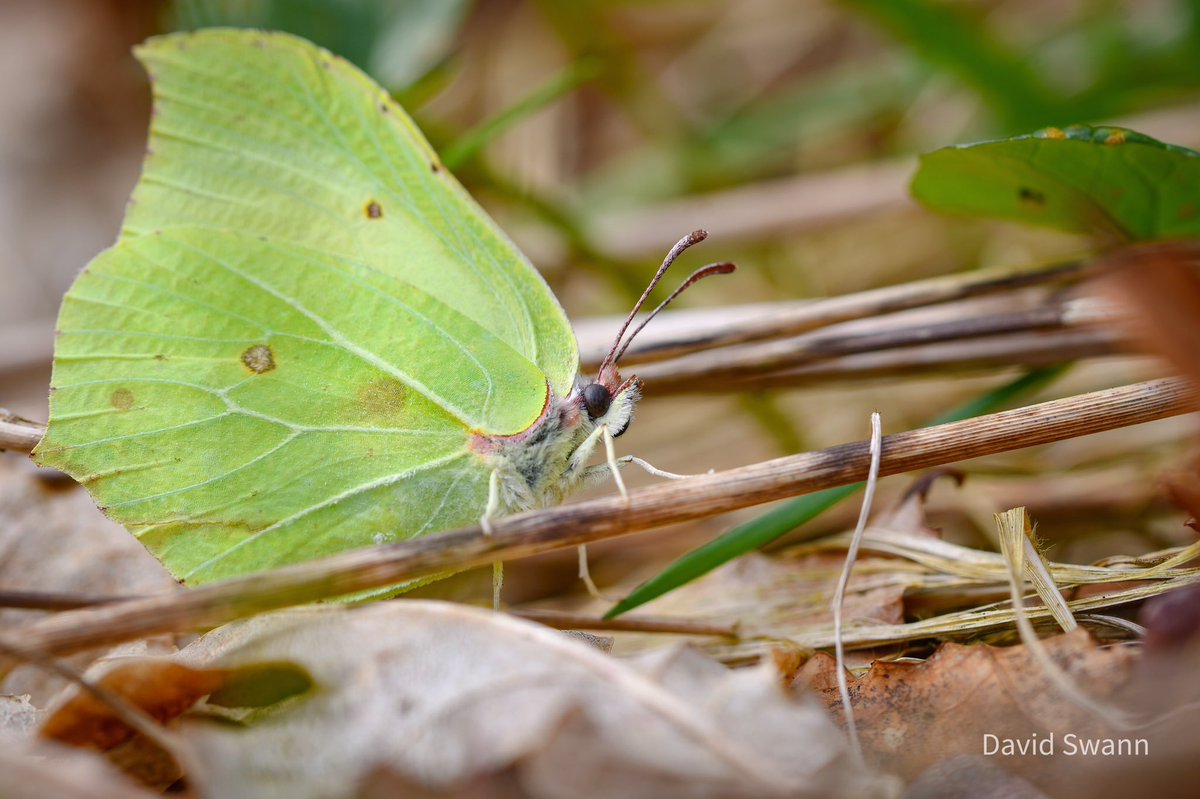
[470,375,641,514]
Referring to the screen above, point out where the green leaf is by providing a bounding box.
[35,30,581,585]
[604,366,1069,619]
[911,125,1200,241]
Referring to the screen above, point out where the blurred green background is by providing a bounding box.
[2,0,1198,596]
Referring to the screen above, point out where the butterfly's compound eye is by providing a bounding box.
[582,382,612,419]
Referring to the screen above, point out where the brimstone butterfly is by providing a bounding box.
[33,29,730,592]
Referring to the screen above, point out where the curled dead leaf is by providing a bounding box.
[169,601,890,799]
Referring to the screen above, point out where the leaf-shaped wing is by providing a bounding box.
[36,30,590,583]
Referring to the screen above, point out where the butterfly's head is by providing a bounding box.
[578,367,641,438]
[586,230,733,439]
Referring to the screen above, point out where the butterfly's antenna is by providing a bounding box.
[598,230,709,376]
[612,261,735,365]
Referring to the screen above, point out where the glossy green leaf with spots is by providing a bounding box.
[911,125,1200,242]
[34,30,589,585]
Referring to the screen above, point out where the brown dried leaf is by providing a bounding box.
[795,629,1138,780]
[39,660,226,750]
[171,601,889,799]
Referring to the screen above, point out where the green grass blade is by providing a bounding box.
[604,365,1069,618]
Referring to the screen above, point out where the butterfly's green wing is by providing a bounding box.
[35,30,577,584]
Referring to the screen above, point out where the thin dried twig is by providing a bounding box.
[0,415,43,453]
[833,412,882,765]
[692,329,1123,392]
[0,589,739,637]
[513,609,738,637]
[576,256,1096,367]
[633,299,1126,393]
[0,590,128,611]
[1,377,1192,661]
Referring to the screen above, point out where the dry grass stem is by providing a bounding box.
[577,257,1095,368]
[0,416,44,454]
[634,302,1125,393]
[513,609,739,637]
[644,329,1122,393]
[995,507,1140,729]
[834,412,882,765]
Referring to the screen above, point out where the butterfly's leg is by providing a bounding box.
[601,425,629,502]
[578,455,698,488]
[576,544,611,600]
[569,425,631,601]
[481,470,503,609]
[623,456,697,480]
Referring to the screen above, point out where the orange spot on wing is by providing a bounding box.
[110,388,134,411]
[358,378,407,417]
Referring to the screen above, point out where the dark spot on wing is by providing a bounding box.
[358,378,407,417]
[365,200,383,219]
[1018,186,1045,206]
[430,161,441,174]
[379,102,389,114]
[241,344,276,374]
[111,388,135,411]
